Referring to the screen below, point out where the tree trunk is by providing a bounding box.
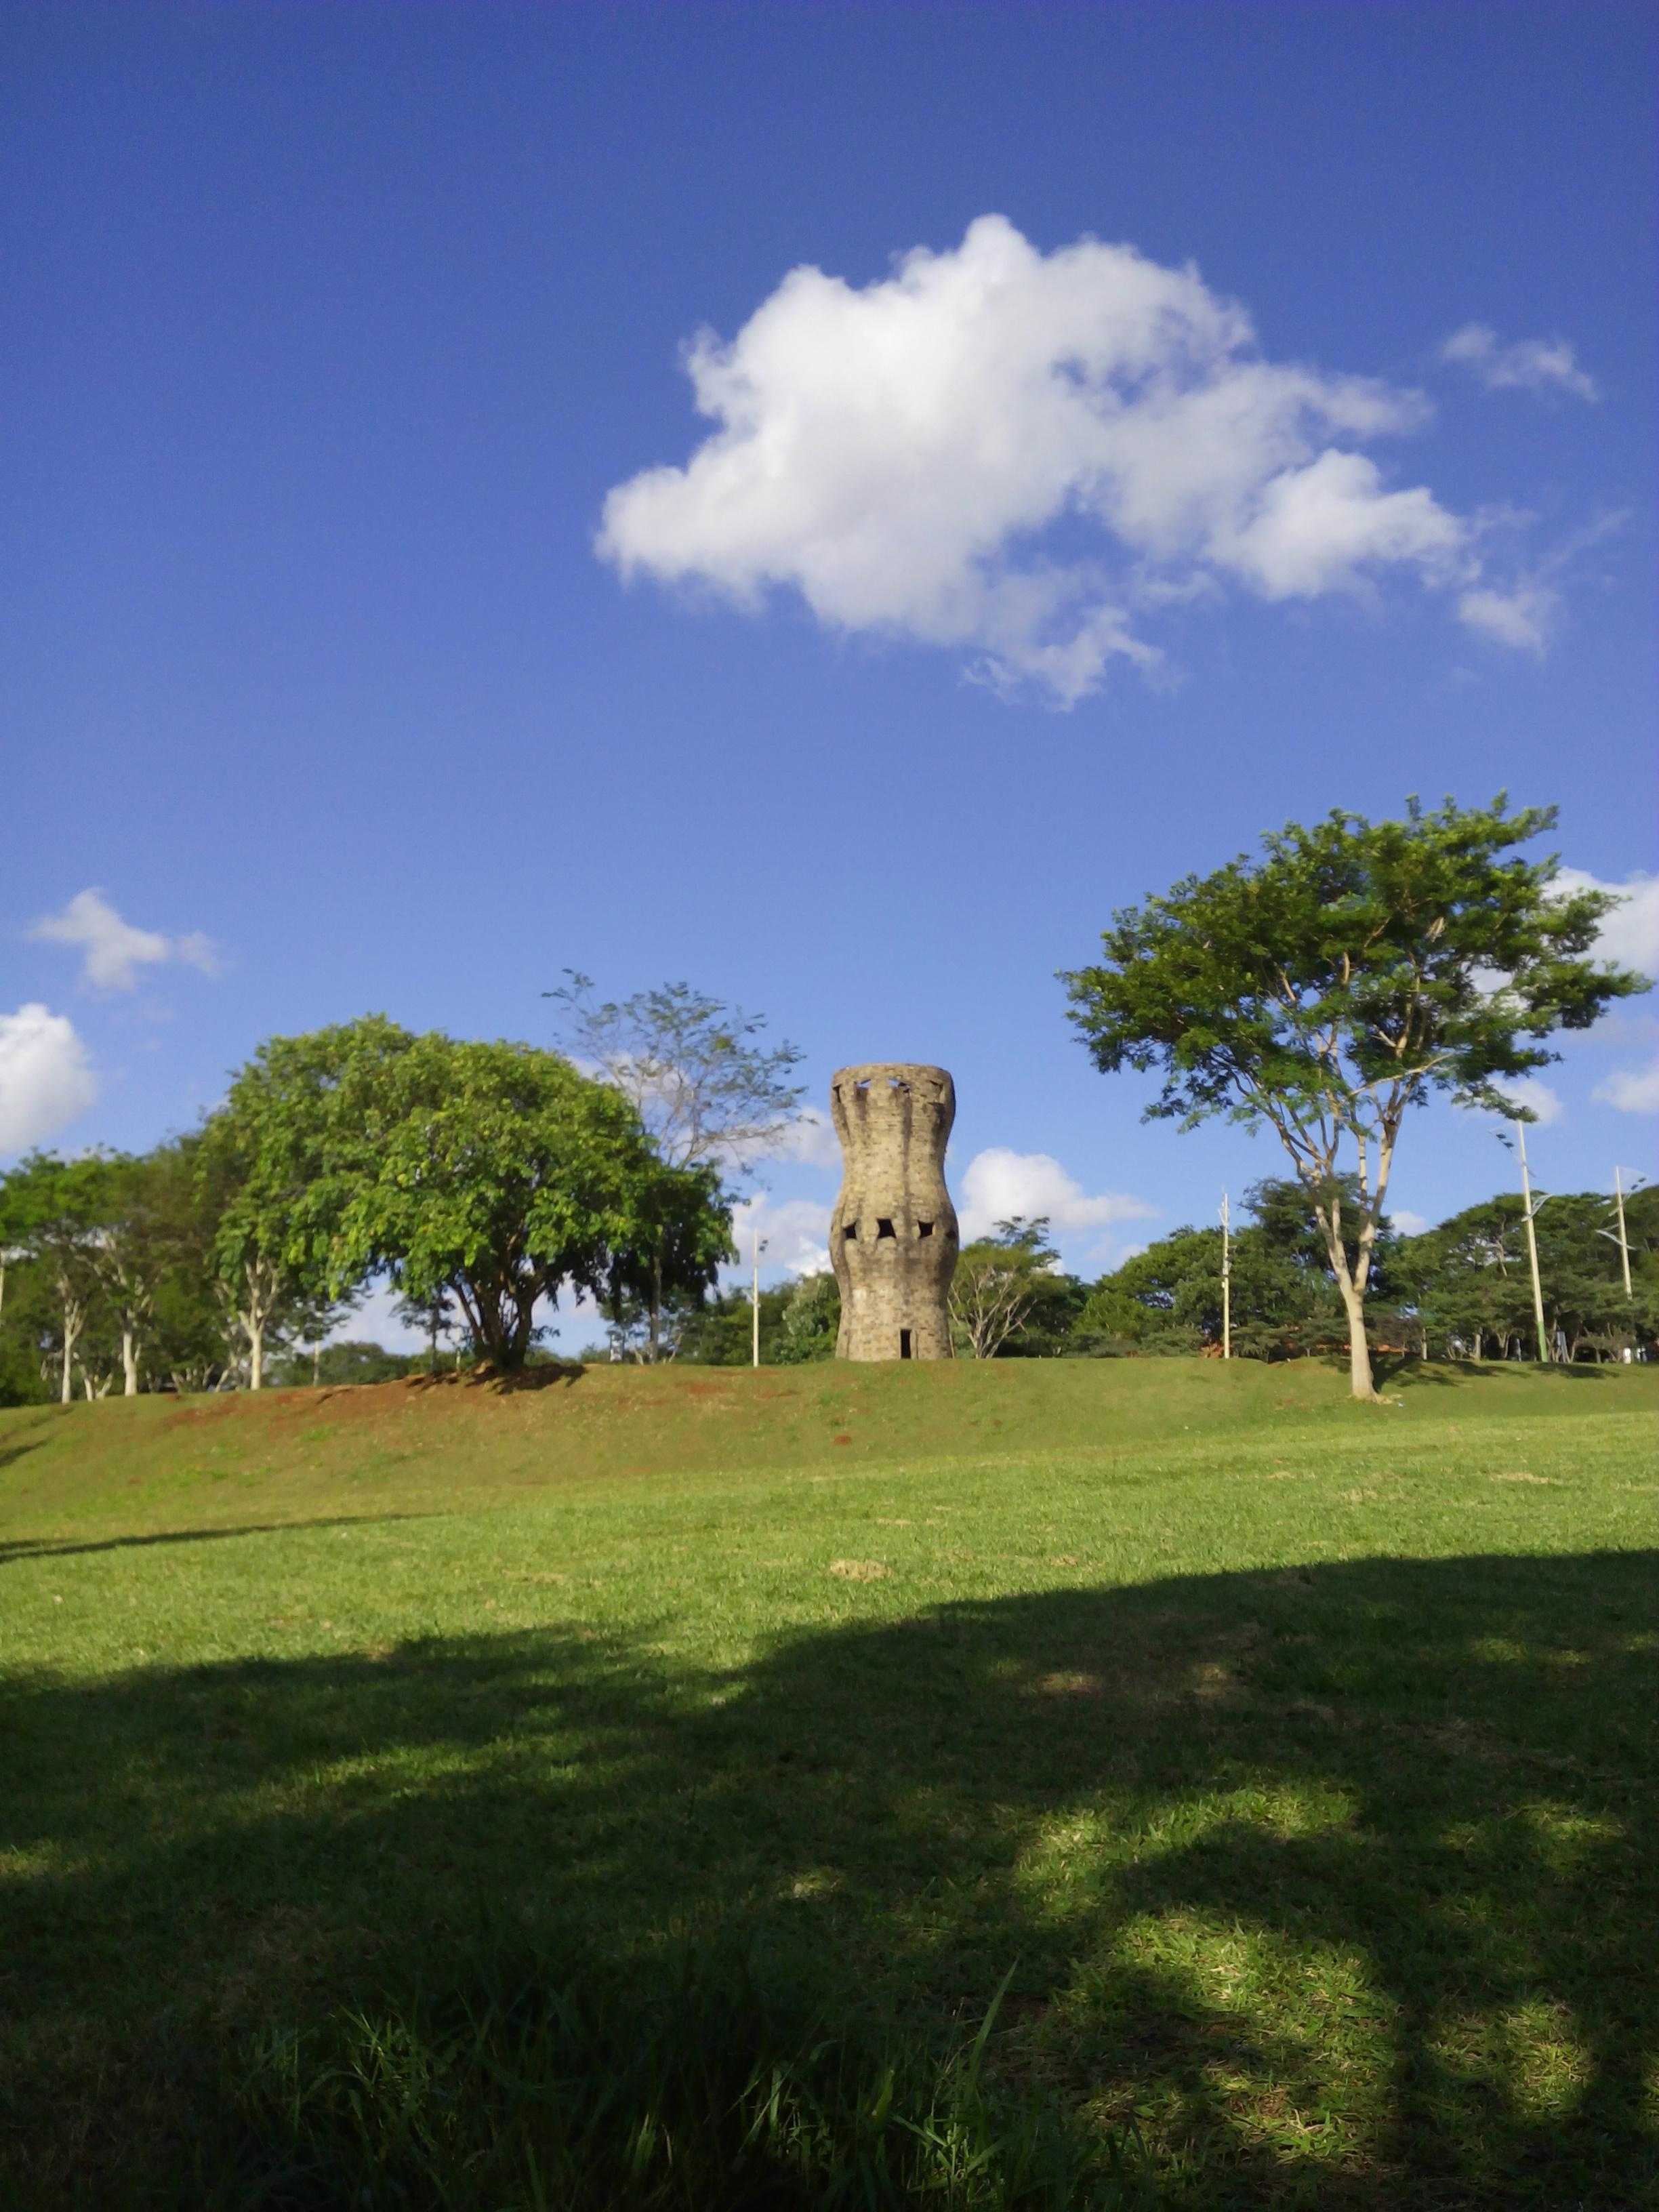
[59,1290,83,1406]
[239,1256,279,1390]
[649,1248,663,1364]
[122,1326,139,1397]
[1337,1272,1376,1399]
[1315,1202,1376,1401]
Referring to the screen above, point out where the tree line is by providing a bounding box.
[595,1176,1656,1371]
[0,1017,733,1403]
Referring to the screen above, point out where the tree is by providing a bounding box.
[198,1021,403,1386]
[1396,1189,1659,1361]
[84,1146,201,1395]
[0,1153,111,1404]
[332,1031,727,1373]
[775,1270,840,1364]
[673,1278,798,1366]
[948,1218,1072,1359]
[597,1155,734,1358]
[394,1284,459,1377]
[546,975,804,1357]
[1061,797,1648,1399]
[1073,1179,1402,1360]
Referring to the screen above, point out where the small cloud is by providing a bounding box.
[28,889,221,993]
[1593,1059,1659,1115]
[0,1003,97,1155]
[1551,868,1659,979]
[1456,580,1559,653]
[1493,1077,1564,1126]
[768,1110,842,1170]
[173,930,224,978]
[958,1147,1155,1257]
[1441,323,1599,401]
[728,1191,834,1279]
[1391,1210,1431,1236]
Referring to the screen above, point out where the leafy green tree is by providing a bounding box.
[1397,1188,1659,1361]
[1061,796,1647,1399]
[83,1145,202,1395]
[331,1031,726,1374]
[546,975,804,1357]
[1074,1181,1404,1360]
[949,1218,1078,1359]
[775,1270,840,1364]
[674,1279,798,1365]
[394,1284,460,1377]
[199,1022,399,1386]
[269,1339,423,1387]
[598,1156,734,1356]
[0,1153,112,1403]
[0,1247,56,1406]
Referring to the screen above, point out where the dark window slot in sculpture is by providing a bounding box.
[917,1220,933,1237]
[876,1218,896,1239]
[843,1222,858,1240]
[900,1329,913,1358]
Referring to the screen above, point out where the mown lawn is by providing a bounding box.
[1,1357,1656,2206]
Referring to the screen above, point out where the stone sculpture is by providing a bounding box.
[828,1063,958,1359]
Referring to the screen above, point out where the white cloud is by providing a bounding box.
[1441,323,1599,401]
[1456,580,1559,654]
[1593,1061,1659,1115]
[1551,869,1659,978]
[764,1110,842,1170]
[29,888,221,993]
[1391,1210,1431,1236]
[957,1147,1156,1255]
[0,1003,97,1154]
[727,1191,834,1279]
[1492,1077,1564,1126]
[600,215,1530,704]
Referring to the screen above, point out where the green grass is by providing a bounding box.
[2,1357,1656,2205]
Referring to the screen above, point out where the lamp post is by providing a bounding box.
[1513,1122,1551,1364]
[1219,1191,1231,1360]
[1611,1168,1635,1299]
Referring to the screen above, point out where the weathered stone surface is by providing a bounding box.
[828,1064,958,1360]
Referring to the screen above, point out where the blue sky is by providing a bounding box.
[3,2,1654,1343]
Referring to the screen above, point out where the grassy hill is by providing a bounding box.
[3,1359,1656,2206]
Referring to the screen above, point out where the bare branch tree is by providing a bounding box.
[546,975,804,1358]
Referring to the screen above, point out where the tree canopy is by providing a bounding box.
[1061,796,1648,1397]
[546,974,804,1358]
[331,1029,730,1371]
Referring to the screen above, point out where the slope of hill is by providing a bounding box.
[3,1360,1656,2206]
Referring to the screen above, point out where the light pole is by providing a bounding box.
[1503,1122,1551,1364]
[1605,1168,1636,1300]
[1219,1191,1231,1360]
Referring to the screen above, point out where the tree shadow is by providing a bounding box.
[1372,1356,1619,1391]
[0,1414,56,1475]
[3,1552,1655,2205]
[0,1511,434,1568]
[401,1358,589,1395]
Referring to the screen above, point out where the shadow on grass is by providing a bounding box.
[1368,1357,1621,1391]
[0,1414,57,1475]
[2,1552,1655,2206]
[0,1511,433,1568]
